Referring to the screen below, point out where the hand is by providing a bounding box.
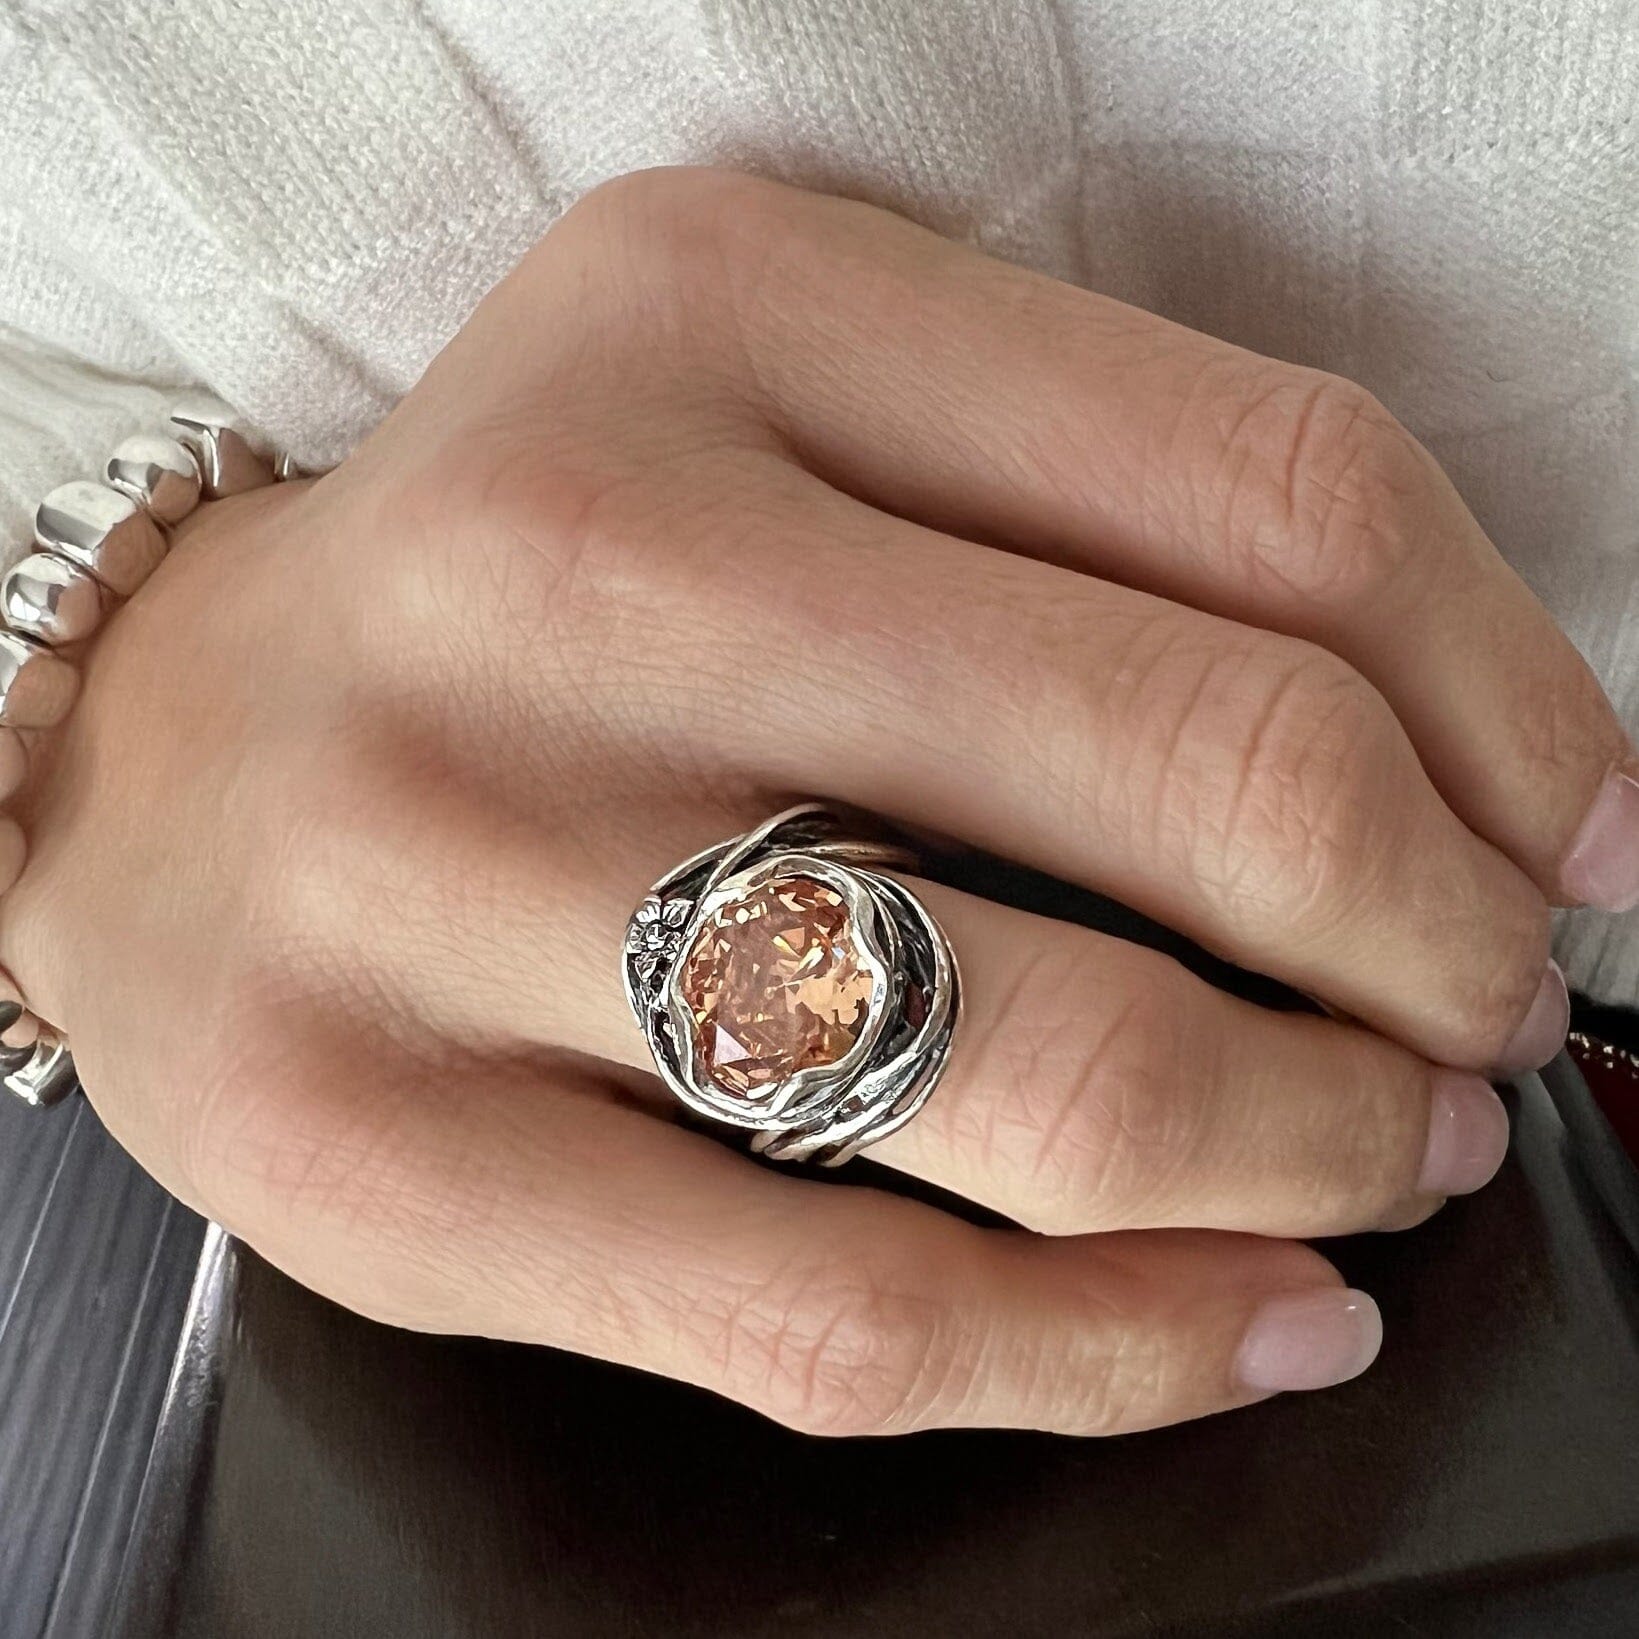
[9,168,1633,1436]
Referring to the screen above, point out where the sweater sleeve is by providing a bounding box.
[0,327,191,573]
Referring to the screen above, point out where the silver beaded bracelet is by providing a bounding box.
[0,397,294,1108]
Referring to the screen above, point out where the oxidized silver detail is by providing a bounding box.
[34,479,168,596]
[623,804,959,1166]
[1,552,105,646]
[105,433,203,525]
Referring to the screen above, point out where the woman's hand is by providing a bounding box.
[10,168,1634,1436]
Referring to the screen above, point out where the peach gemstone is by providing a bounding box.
[679,876,874,1098]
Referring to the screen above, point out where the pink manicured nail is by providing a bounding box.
[1420,1070,1510,1196]
[1562,769,1639,912]
[1235,1289,1382,1394]
[1494,960,1569,1074]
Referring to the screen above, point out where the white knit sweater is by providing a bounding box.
[2,0,1637,1000]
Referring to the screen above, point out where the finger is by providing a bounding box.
[715,486,1565,1072]
[607,170,1638,911]
[322,803,1505,1238]
[175,1026,1382,1436]
[464,463,1557,1074]
[282,736,1513,1242]
[867,881,1507,1237]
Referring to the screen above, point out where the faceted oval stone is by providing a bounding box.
[679,875,873,1098]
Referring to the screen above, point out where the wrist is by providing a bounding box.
[0,401,300,1106]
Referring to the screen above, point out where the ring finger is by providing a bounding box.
[865,879,1508,1237]
[306,774,1509,1241]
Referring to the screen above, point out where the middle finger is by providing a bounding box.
[547,465,1563,1075]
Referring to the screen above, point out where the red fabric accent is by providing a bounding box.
[1568,1037,1639,1164]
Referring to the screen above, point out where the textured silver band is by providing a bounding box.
[623,804,960,1165]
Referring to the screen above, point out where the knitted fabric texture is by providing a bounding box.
[2,0,1636,997]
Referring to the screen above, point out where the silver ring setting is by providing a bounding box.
[623,804,959,1165]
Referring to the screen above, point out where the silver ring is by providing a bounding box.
[623,804,960,1165]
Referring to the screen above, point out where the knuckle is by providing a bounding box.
[561,164,782,253]
[380,408,779,679]
[415,421,621,567]
[1073,1326,1175,1438]
[248,763,394,963]
[556,166,692,239]
[1462,907,1555,1061]
[546,165,802,320]
[1308,1049,1434,1227]
[463,167,807,424]
[1192,645,1402,940]
[183,1003,487,1332]
[724,1259,957,1437]
[181,993,354,1210]
[971,944,1200,1232]
[1498,646,1622,805]
[1210,368,1432,609]
[540,167,699,282]
[384,426,657,670]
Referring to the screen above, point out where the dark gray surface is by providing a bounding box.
[1,1052,1635,1637]
[100,1058,1639,1639]
[0,1095,205,1639]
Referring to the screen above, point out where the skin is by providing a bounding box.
[4,168,1630,1436]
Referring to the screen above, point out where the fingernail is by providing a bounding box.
[1562,769,1639,912]
[1235,1288,1383,1394]
[1493,960,1569,1074]
[1420,1070,1510,1196]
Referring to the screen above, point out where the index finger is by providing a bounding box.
[594,168,1639,912]
[190,1028,1382,1438]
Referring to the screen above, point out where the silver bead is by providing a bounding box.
[0,630,79,728]
[105,433,202,525]
[167,395,275,498]
[34,479,168,596]
[0,1022,77,1108]
[273,450,302,482]
[1,552,105,647]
